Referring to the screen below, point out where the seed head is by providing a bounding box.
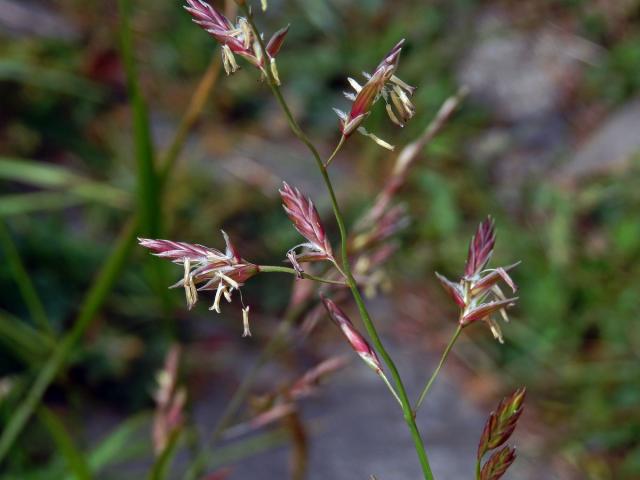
[435,217,519,343]
[478,387,526,460]
[139,231,258,336]
[280,182,334,267]
[184,1,288,79]
[334,40,415,150]
[480,446,516,480]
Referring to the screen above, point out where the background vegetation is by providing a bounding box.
[1,0,639,478]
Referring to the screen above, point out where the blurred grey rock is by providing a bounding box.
[458,9,602,122]
[553,96,640,185]
[0,0,78,40]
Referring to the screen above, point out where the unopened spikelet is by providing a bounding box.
[320,296,382,374]
[476,387,526,480]
[478,387,526,459]
[435,216,520,343]
[280,182,334,267]
[465,216,496,278]
[480,446,516,480]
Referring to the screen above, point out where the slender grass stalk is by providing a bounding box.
[118,0,160,237]
[258,265,346,285]
[241,7,435,479]
[148,430,182,480]
[0,220,52,336]
[415,325,462,411]
[38,406,92,480]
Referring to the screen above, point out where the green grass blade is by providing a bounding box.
[148,430,182,480]
[85,413,151,474]
[0,192,83,217]
[38,407,92,480]
[117,0,160,236]
[0,310,52,366]
[0,157,130,209]
[0,218,138,464]
[0,60,104,101]
[0,221,52,335]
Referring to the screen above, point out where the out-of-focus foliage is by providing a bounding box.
[1,0,639,478]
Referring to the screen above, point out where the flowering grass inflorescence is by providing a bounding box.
[184,0,288,81]
[333,39,416,151]
[436,217,520,343]
[136,2,529,478]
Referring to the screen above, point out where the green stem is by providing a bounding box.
[0,220,53,336]
[324,135,346,168]
[415,325,462,411]
[258,265,346,286]
[476,458,482,480]
[242,9,434,479]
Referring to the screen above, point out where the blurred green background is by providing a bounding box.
[1,0,639,478]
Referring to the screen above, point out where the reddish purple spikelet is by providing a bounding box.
[465,217,496,278]
[266,25,290,58]
[280,182,334,265]
[334,40,415,150]
[138,232,258,334]
[471,262,519,296]
[183,0,288,77]
[478,387,526,460]
[184,0,232,31]
[480,446,516,480]
[461,298,518,326]
[435,272,466,308]
[321,296,382,373]
[435,216,519,343]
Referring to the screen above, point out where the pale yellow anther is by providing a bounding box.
[242,306,251,337]
[210,281,226,313]
[183,258,198,310]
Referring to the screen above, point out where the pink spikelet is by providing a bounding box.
[138,232,258,336]
[465,217,496,278]
[475,387,525,479]
[435,216,519,343]
[183,0,288,80]
[333,39,415,151]
[321,296,382,374]
[280,182,334,267]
